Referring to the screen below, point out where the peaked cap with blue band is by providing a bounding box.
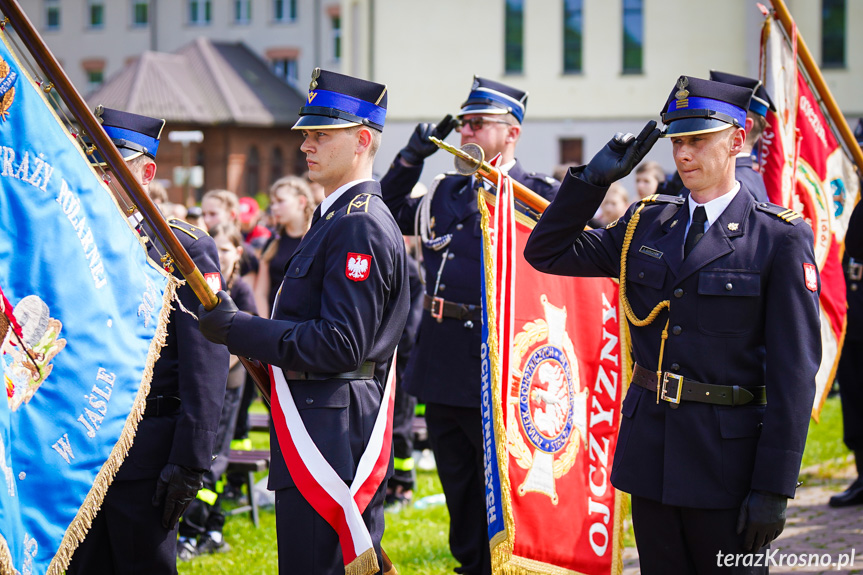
[709,70,776,118]
[88,106,165,166]
[459,76,528,124]
[661,75,753,138]
[292,68,388,132]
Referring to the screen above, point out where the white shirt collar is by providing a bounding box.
[319,178,375,217]
[686,181,741,234]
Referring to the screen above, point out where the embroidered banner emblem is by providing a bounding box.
[346,253,372,282]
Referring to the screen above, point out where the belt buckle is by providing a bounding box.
[849,259,863,281]
[431,296,445,323]
[661,372,684,404]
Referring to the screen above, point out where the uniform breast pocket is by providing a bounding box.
[628,255,666,289]
[280,255,315,313]
[696,270,761,337]
[626,255,667,315]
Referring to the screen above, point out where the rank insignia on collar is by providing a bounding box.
[727,222,739,231]
[326,211,334,220]
[670,220,678,228]
[605,218,619,229]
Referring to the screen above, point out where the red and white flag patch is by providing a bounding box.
[803,263,818,292]
[346,253,372,282]
[204,272,222,293]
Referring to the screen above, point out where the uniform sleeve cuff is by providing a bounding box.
[751,445,805,498]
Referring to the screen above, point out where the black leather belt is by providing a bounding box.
[284,361,376,381]
[632,364,766,408]
[143,395,182,417]
[423,294,479,323]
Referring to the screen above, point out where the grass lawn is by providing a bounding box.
[179,395,850,574]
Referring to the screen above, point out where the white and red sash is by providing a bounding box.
[268,356,396,575]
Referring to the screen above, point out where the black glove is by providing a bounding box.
[152,463,204,530]
[399,114,457,165]
[197,290,238,345]
[582,120,662,187]
[736,490,788,551]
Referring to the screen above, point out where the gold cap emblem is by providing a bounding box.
[94,104,104,123]
[310,67,321,90]
[675,76,690,100]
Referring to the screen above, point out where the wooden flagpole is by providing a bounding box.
[768,0,863,175]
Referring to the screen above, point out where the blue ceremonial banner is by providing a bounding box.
[0,34,176,574]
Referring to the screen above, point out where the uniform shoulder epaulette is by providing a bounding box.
[527,171,559,186]
[167,217,204,240]
[755,202,803,225]
[346,192,373,214]
[638,193,685,206]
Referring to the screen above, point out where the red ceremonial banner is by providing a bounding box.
[759,13,859,418]
[480,173,626,575]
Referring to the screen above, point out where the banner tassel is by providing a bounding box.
[345,547,380,575]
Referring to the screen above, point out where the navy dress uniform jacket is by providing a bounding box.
[524,169,820,510]
[118,217,229,480]
[380,159,558,408]
[735,155,769,203]
[226,181,409,491]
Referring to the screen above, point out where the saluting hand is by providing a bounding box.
[736,490,788,551]
[197,290,238,345]
[152,463,204,530]
[399,114,457,166]
[582,120,662,187]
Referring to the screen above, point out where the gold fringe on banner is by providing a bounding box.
[0,535,14,574]
[46,277,180,575]
[345,546,380,575]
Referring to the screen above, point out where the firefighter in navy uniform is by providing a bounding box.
[198,69,409,575]
[68,108,228,574]
[830,122,863,507]
[525,77,820,574]
[379,76,558,575]
[709,70,776,204]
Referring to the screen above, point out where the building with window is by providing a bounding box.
[341,0,863,188]
[19,0,863,191]
[23,0,340,104]
[85,38,305,202]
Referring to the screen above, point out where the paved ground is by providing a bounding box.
[622,459,863,574]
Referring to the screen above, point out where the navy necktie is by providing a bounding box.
[310,204,322,227]
[684,206,707,258]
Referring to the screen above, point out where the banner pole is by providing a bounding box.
[0,0,272,401]
[768,0,863,175]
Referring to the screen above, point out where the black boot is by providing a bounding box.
[829,451,863,508]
